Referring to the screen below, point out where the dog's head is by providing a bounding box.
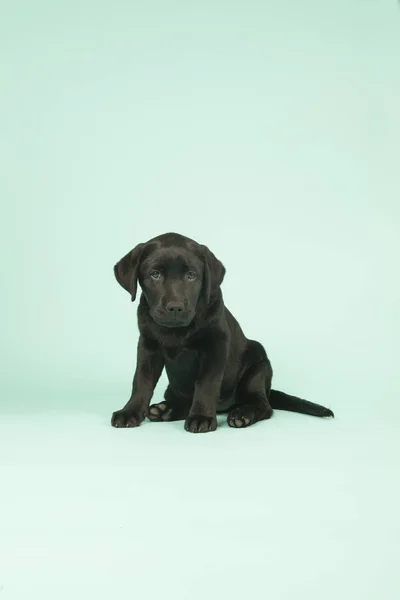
[114,233,225,328]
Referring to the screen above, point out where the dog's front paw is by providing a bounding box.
[111,409,145,428]
[184,415,217,434]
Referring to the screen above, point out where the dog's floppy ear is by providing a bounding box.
[201,244,226,304]
[113,243,145,302]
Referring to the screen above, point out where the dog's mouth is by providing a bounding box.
[155,320,190,328]
[151,312,194,329]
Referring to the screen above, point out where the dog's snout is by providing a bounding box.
[166,301,185,314]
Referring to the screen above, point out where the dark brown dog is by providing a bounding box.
[111,232,334,433]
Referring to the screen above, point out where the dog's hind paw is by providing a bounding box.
[147,401,189,422]
[227,403,272,428]
[147,402,170,421]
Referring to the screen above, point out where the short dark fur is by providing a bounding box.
[111,232,334,433]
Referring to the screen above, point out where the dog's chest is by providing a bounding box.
[162,347,200,384]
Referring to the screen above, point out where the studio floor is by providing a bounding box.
[1,408,399,600]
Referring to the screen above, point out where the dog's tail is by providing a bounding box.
[269,389,334,418]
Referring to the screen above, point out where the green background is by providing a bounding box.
[1,1,399,416]
[1,2,399,599]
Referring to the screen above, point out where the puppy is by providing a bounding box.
[111,232,334,433]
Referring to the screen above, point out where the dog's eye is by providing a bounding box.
[150,270,161,280]
[186,271,197,281]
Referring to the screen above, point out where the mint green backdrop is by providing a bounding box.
[1,2,399,599]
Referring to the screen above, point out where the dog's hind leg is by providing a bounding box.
[228,343,273,428]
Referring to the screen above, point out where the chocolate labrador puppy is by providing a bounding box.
[111,232,334,433]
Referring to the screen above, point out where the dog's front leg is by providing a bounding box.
[111,336,164,428]
[184,334,228,433]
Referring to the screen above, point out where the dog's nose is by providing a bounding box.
[166,301,185,314]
